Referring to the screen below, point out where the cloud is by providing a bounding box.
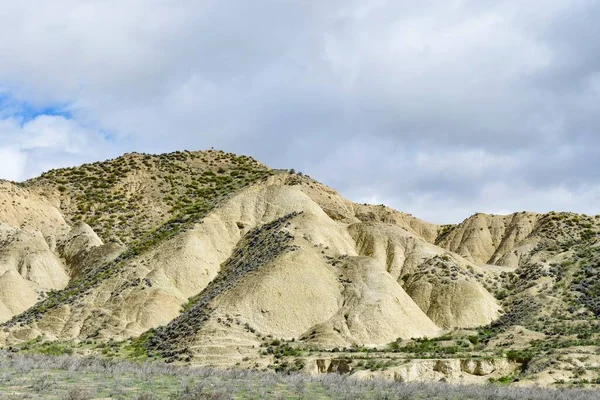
[0,0,599,222]
[0,112,115,181]
[0,146,26,182]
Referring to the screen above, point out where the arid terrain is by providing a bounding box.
[1,150,599,398]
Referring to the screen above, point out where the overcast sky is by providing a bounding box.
[1,1,599,223]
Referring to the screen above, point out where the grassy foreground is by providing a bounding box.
[0,352,597,400]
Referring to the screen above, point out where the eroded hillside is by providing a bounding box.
[27,150,272,244]
[0,150,599,387]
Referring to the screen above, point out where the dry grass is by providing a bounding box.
[0,352,597,399]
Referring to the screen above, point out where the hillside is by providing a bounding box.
[0,149,599,388]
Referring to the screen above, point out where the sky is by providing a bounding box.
[0,0,599,223]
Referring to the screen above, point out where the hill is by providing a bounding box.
[0,149,599,388]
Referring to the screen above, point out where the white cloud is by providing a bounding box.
[0,114,115,181]
[0,0,599,221]
[0,146,26,182]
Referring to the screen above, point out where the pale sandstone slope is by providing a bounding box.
[0,181,119,324]
[149,212,441,363]
[349,222,500,328]
[0,270,38,322]
[0,182,70,322]
[303,256,440,348]
[403,253,500,329]
[0,225,68,291]
[0,181,67,237]
[349,222,442,280]
[437,212,541,266]
[291,174,441,242]
[1,172,503,363]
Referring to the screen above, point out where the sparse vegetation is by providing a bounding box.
[28,150,272,244]
[146,213,302,361]
[0,352,598,399]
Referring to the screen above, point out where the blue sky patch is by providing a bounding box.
[0,90,72,124]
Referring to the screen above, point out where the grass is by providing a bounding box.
[0,352,599,400]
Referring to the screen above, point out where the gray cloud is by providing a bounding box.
[0,0,599,223]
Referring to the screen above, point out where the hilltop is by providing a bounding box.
[0,149,599,388]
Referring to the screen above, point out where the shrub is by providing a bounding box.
[62,387,93,400]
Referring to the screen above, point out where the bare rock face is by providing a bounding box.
[316,359,353,374]
[58,222,103,264]
[403,255,500,329]
[0,226,69,291]
[0,182,71,323]
[0,270,38,322]
[304,256,440,348]
[349,222,500,329]
[352,358,516,383]
[0,182,127,325]
[436,212,541,266]
[0,181,68,237]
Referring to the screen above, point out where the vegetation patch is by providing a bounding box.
[2,352,599,399]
